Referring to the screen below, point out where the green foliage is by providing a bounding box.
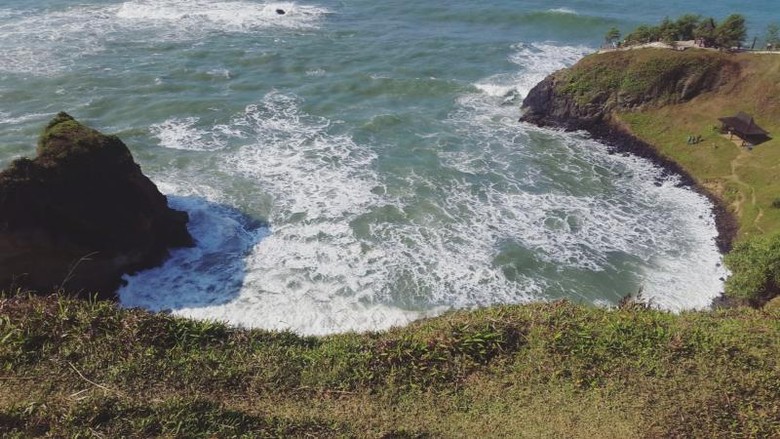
[2,295,780,437]
[766,22,780,48]
[715,14,747,49]
[1,395,348,438]
[625,24,661,45]
[624,14,704,45]
[695,17,718,47]
[560,50,729,108]
[724,233,780,305]
[674,14,702,40]
[604,27,621,45]
[622,13,745,49]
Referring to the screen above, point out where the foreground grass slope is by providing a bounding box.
[2,293,779,438]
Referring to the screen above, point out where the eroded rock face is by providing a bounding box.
[0,112,193,298]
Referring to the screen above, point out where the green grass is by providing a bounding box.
[560,49,734,108]
[615,52,780,239]
[2,293,779,437]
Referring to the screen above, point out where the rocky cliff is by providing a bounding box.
[521,48,738,129]
[0,113,193,298]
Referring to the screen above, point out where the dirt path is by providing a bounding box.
[723,138,764,233]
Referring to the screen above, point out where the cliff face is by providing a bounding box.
[521,49,739,129]
[0,112,193,298]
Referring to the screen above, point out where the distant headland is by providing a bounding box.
[519,40,780,307]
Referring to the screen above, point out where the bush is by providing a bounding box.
[771,198,780,209]
[724,233,780,306]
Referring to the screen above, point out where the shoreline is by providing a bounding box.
[521,115,738,254]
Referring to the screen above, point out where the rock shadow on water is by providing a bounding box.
[118,195,268,312]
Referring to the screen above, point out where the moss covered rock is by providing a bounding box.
[0,112,193,299]
[520,48,738,129]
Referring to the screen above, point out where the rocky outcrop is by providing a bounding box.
[521,49,738,128]
[0,112,193,299]
[519,49,740,252]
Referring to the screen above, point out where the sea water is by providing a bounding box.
[2,0,770,335]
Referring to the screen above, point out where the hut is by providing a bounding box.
[718,112,770,147]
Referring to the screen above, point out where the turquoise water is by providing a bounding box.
[3,1,764,334]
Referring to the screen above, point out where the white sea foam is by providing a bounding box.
[122,92,432,335]
[115,0,327,32]
[150,117,233,151]
[546,7,578,15]
[454,42,726,310]
[0,1,327,75]
[0,111,50,127]
[121,43,726,336]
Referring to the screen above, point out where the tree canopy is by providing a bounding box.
[620,13,747,49]
[715,14,747,48]
[766,22,780,48]
[604,27,621,45]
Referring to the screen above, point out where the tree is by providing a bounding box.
[766,22,780,49]
[604,27,621,46]
[694,17,718,47]
[674,14,701,41]
[715,14,747,49]
[724,233,780,306]
[659,16,679,44]
[625,25,661,45]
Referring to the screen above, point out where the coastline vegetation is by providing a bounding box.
[614,13,748,49]
[566,22,780,306]
[2,292,779,437]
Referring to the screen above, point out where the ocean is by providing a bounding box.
[1,1,771,335]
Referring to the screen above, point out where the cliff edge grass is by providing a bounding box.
[1,293,779,437]
[521,48,780,243]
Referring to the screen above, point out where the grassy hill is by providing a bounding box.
[545,48,780,239]
[618,52,780,239]
[2,292,779,438]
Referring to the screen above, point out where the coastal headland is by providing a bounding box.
[521,47,780,247]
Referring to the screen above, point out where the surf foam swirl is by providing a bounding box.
[121,43,726,335]
[0,1,327,75]
[453,43,726,309]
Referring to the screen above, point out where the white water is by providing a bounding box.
[119,42,726,335]
[1,1,731,335]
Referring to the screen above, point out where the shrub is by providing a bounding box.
[724,233,780,306]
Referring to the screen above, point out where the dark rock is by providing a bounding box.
[276,9,285,15]
[0,112,193,299]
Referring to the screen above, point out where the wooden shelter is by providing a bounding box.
[718,112,770,147]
